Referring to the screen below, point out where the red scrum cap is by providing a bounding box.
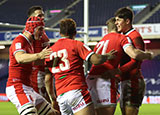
[24,16,44,35]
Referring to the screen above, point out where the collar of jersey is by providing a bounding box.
[124,28,135,35]
[61,37,69,39]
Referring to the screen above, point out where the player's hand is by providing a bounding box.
[145,51,154,60]
[105,49,117,60]
[53,109,60,115]
[51,100,60,115]
[38,47,52,59]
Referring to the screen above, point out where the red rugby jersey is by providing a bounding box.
[7,34,34,87]
[89,32,132,76]
[45,38,94,96]
[31,31,50,92]
[120,28,145,80]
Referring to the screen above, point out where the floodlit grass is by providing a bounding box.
[0,102,160,115]
[0,102,18,115]
[114,103,160,115]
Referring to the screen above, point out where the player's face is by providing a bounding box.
[115,17,128,33]
[34,10,45,19]
[34,26,44,40]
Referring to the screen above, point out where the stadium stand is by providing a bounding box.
[144,9,160,23]
[0,0,159,29]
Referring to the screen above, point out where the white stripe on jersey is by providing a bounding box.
[83,44,92,51]
[123,37,132,52]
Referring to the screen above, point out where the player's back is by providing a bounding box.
[95,32,131,67]
[50,38,85,76]
[47,38,93,95]
[89,32,131,76]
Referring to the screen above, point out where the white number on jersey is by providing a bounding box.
[50,49,70,73]
[95,40,109,55]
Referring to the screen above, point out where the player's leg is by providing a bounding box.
[39,86,51,102]
[95,106,116,115]
[18,103,38,115]
[120,78,145,115]
[32,89,60,115]
[120,103,125,115]
[86,77,118,115]
[31,69,51,102]
[36,101,60,115]
[74,103,95,115]
[6,84,38,115]
[124,106,139,115]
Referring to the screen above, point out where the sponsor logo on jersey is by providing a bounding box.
[15,42,21,49]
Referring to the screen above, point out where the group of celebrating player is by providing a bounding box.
[6,5,153,115]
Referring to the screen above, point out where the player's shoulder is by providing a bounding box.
[12,34,26,44]
[14,34,23,40]
[107,32,126,37]
[112,32,128,40]
[127,28,142,39]
[118,33,127,38]
[56,38,82,45]
[51,38,83,49]
[69,38,83,46]
[131,30,141,35]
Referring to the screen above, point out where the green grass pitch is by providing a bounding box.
[0,102,159,115]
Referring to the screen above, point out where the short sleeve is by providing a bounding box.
[76,41,94,61]
[12,37,28,55]
[120,36,132,52]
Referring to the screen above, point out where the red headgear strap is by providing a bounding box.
[24,16,44,35]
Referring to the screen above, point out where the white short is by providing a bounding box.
[31,69,46,95]
[86,76,117,108]
[35,70,49,98]
[6,84,49,114]
[57,89,92,115]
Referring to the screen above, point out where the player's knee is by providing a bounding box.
[38,102,57,115]
[19,103,38,115]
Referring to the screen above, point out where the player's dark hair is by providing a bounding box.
[106,17,117,33]
[27,5,43,17]
[60,18,77,38]
[114,7,134,23]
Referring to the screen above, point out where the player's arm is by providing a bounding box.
[45,56,59,103]
[119,58,137,73]
[45,69,56,102]
[15,47,52,64]
[45,68,60,112]
[133,36,145,50]
[89,49,117,65]
[119,36,146,73]
[124,45,152,60]
[118,44,152,78]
